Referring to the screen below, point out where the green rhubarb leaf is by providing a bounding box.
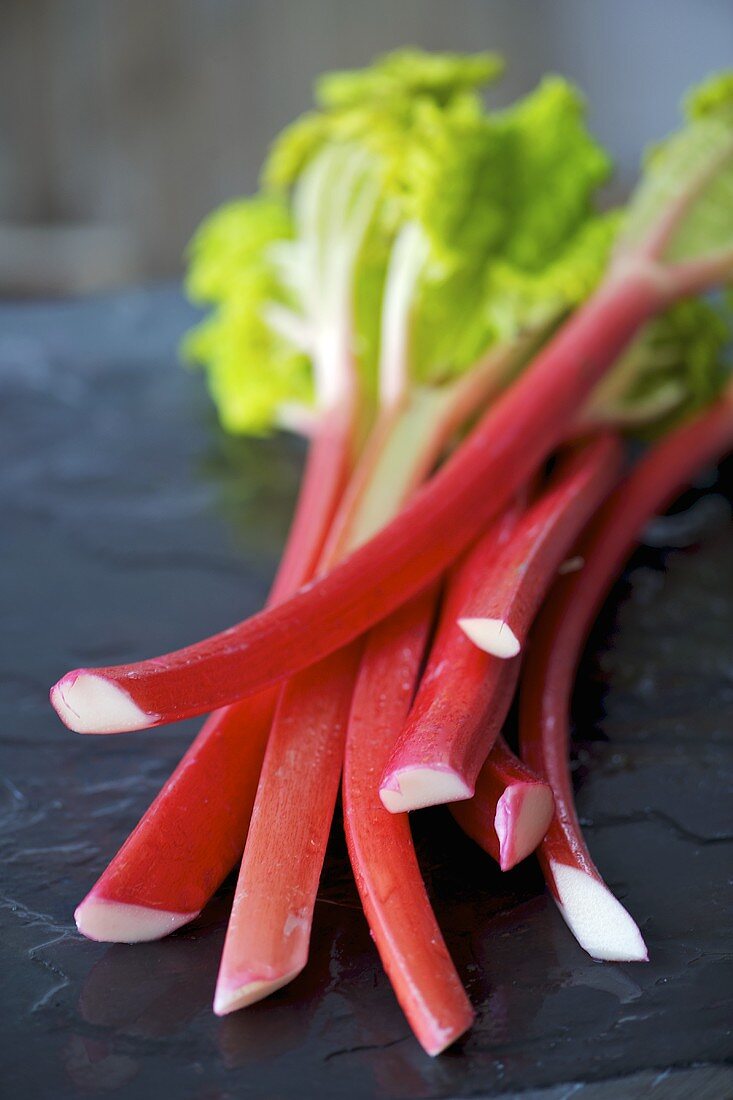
[590,295,732,435]
[185,50,507,434]
[264,47,503,194]
[183,51,616,430]
[403,78,614,381]
[185,194,293,306]
[262,49,509,398]
[263,113,331,194]
[316,48,504,110]
[685,71,733,122]
[617,71,733,266]
[183,196,311,435]
[482,212,622,345]
[501,78,611,267]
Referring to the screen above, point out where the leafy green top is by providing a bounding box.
[316,48,504,110]
[617,70,733,267]
[182,196,311,434]
[589,296,731,434]
[183,52,730,437]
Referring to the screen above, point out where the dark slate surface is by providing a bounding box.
[1,286,731,1100]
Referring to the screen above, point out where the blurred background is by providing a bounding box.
[1,0,730,296]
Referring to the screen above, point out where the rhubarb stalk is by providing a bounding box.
[379,506,524,813]
[213,640,364,1013]
[343,590,475,1056]
[73,407,356,942]
[450,737,554,872]
[520,384,733,961]
[380,434,623,812]
[458,433,624,659]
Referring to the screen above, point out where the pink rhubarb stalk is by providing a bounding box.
[213,640,363,1014]
[450,737,554,872]
[75,393,359,942]
[343,590,475,1056]
[52,258,725,733]
[380,434,622,812]
[519,385,733,961]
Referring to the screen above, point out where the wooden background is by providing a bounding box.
[1,0,730,294]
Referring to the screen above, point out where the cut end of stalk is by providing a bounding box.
[213,966,305,1016]
[420,1012,476,1058]
[50,671,153,734]
[458,617,521,659]
[549,860,649,962]
[495,783,554,871]
[379,767,472,813]
[74,895,197,943]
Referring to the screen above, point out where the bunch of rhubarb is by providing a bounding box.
[51,52,733,1056]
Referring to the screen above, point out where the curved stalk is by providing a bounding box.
[52,268,662,733]
[520,386,733,961]
[343,591,475,1056]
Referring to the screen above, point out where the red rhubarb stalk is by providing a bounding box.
[74,399,358,942]
[74,128,381,938]
[380,434,622,812]
[458,433,624,659]
[267,402,359,602]
[450,737,554,872]
[211,419,374,1011]
[74,692,277,942]
[51,258,726,733]
[343,590,475,1056]
[520,385,733,961]
[379,507,524,813]
[213,640,363,1013]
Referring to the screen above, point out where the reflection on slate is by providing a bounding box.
[0,288,731,1099]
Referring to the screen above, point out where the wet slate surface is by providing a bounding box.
[1,286,732,1099]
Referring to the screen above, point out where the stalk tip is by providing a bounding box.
[75,895,197,943]
[550,860,648,961]
[380,766,472,813]
[495,783,554,870]
[420,1012,476,1057]
[51,671,153,734]
[458,618,521,659]
[213,966,305,1015]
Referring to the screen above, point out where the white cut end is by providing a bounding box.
[458,618,521,659]
[496,784,554,870]
[380,767,472,813]
[213,967,304,1016]
[75,896,197,943]
[421,1020,472,1058]
[550,861,648,962]
[51,672,153,734]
